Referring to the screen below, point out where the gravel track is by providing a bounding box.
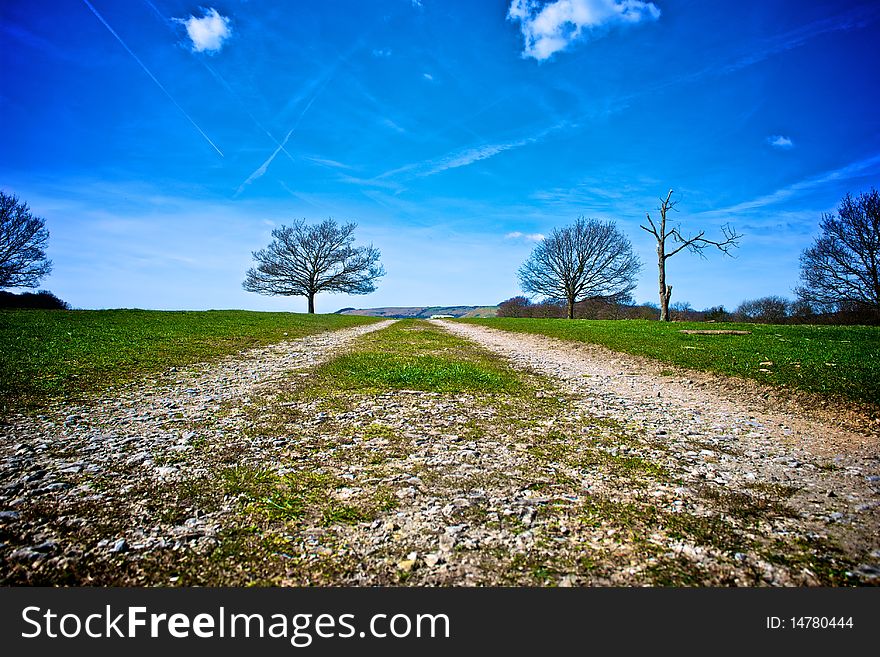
[436,320,880,581]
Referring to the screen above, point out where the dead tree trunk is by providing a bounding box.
[658,255,672,322]
[641,189,741,322]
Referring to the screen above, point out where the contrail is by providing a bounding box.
[234,79,331,195]
[201,60,296,163]
[235,128,295,196]
[81,0,224,157]
[142,0,291,162]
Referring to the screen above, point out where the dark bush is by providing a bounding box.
[703,305,730,322]
[0,290,70,310]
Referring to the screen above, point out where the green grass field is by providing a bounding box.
[314,319,524,394]
[0,309,378,412]
[461,318,880,407]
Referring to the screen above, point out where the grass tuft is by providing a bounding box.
[312,320,524,394]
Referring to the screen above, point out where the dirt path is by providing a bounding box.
[1,318,878,586]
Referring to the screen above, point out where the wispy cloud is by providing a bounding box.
[338,175,405,192]
[674,6,879,90]
[507,0,660,61]
[372,48,392,58]
[712,151,880,214]
[303,156,353,170]
[505,231,545,241]
[721,8,876,77]
[767,135,794,150]
[382,122,569,179]
[529,181,633,210]
[80,0,223,157]
[422,72,434,81]
[425,121,570,175]
[174,8,232,53]
[382,118,407,133]
[427,141,527,174]
[235,129,294,196]
[1,22,79,63]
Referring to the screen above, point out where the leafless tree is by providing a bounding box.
[735,295,790,324]
[795,189,880,315]
[641,190,741,321]
[243,219,384,313]
[0,192,52,288]
[518,217,641,319]
[497,296,532,318]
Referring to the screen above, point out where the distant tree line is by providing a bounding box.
[499,296,657,320]
[498,294,876,325]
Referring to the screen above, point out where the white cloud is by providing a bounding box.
[768,135,794,149]
[372,48,392,58]
[423,72,434,81]
[507,0,660,61]
[176,8,232,53]
[505,231,545,241]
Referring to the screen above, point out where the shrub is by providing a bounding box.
[0,290,69,310]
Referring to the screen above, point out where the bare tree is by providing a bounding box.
[0,192,52,288]
[518,217,641,319]
[243,219,384,313]
[795,189,880,314]
[497,296,533,318]
[641,190,741,321]
[735,296,790,324]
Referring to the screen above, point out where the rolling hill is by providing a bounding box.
[335,305,498,319]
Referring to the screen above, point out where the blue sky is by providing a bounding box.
[2,0,879,312]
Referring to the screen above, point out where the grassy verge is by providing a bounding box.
[0,309,378,412]
[460,318,880,406]
[311,319,524,394]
